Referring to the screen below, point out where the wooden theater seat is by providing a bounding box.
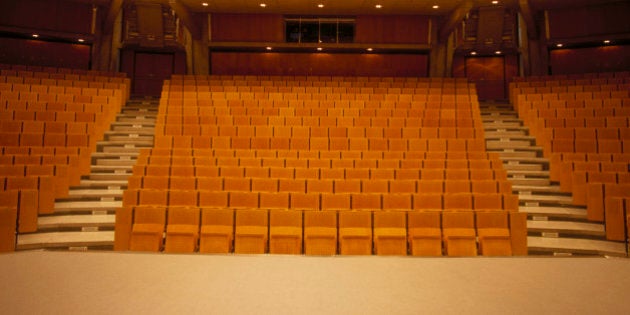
[373,211,407,255]
[164,207,200,253]
[199,208,234,254]
[234,209,268,254]
[407,211,442,256]
[129,206,166,252]
[269,209,303,254]
[338,211,372,255]
[304,210,337,255]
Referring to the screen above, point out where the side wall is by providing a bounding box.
[546,2,630,74]
[0,0,93,69]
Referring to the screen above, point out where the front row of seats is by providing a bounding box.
[115,207,527,256]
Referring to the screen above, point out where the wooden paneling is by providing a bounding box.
[550,45,630,75]
[211,14,284,42]
[355,15,430,44]
[547,2,630,40]
[0,37,90,69]
[0,0,92,34]
[122,51,186,96]
[452,54,518,100]
[210,52,428,77]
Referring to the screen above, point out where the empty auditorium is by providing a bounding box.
[0,0,629,313]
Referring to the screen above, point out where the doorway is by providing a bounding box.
[132,52,175,96]
[465,56,506,101]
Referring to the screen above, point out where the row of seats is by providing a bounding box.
[0,63,128,77]
[115,207,527,256]
[122,189,518,212]
[152,136,487,152]
[162,91,478,101]
[161,99,481,110]
[127,178,512,198]
[509,73,629,244]
[156,126,485,138]
[166,86,476,94]
[0,65,129,249]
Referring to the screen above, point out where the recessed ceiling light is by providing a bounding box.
[366,48,373,52]
[603,40,611,44]
[317,47,323,51]
[260,3,266,7]
[432,5,439,9]
[495,50,502,54]
[492,1,499,4]
[202,2,208,6]
[318,4,324,8]
[266,46,273,50]
[78,39,85,43]
[375,4,382,9]
[471,51,477,55]
[556,43,563,47]
[32,34,39,38]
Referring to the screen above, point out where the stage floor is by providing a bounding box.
[1,251,629,314]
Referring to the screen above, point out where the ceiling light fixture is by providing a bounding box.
[492,1,499,4]
[317,47,323,51]
[318,4,324,8]
[32,34,39,38]
[366,48,373,52]
[495,50,502,54]
[202,2,208,6]
[603,40,611,44]
[78,39,85,43]
[266,46,273,51]
[556,43,563,47]
[260,3,266,8]
[432,5,439,9]
[375,4,382,9]
[471,51,477,55]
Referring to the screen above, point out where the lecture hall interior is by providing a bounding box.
[0,0,629,313]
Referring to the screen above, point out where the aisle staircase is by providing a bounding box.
[16,98,158,251]
[480,101,627,257]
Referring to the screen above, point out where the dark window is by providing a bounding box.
[285,18,355,43]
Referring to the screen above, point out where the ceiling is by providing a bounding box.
[69,0,625,15]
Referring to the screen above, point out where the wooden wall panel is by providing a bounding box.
[355,15,430,44]
[0,37,90,69]
[550,45,630,75]
[211,14,284,42]
[0,0,92,34]
[210,52,428,77]
[547,2,630,39]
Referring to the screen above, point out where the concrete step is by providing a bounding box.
[520,205,587,220]
[88,173,131,181]
[37,214,115,231]
[502,162,544,171]
[16,231,114,250]
[91,165,134,173]
[507,169,550,177]
[99,146,151,154]
[496,150,542,159]
[106,135,154,142]
[54,200,122,214]
[518,193,573,206]
[77,179,128,189]
[527,220,605,237]
[486,140,536,150]
[512,185,563,194]
[65,188,124,199]
[95,158,138,167]
[507,177,550,186]
[527,236,627,257]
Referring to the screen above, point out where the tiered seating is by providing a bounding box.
[0,65,129,251]
[116,75,527,256]
[510,71,630,242]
